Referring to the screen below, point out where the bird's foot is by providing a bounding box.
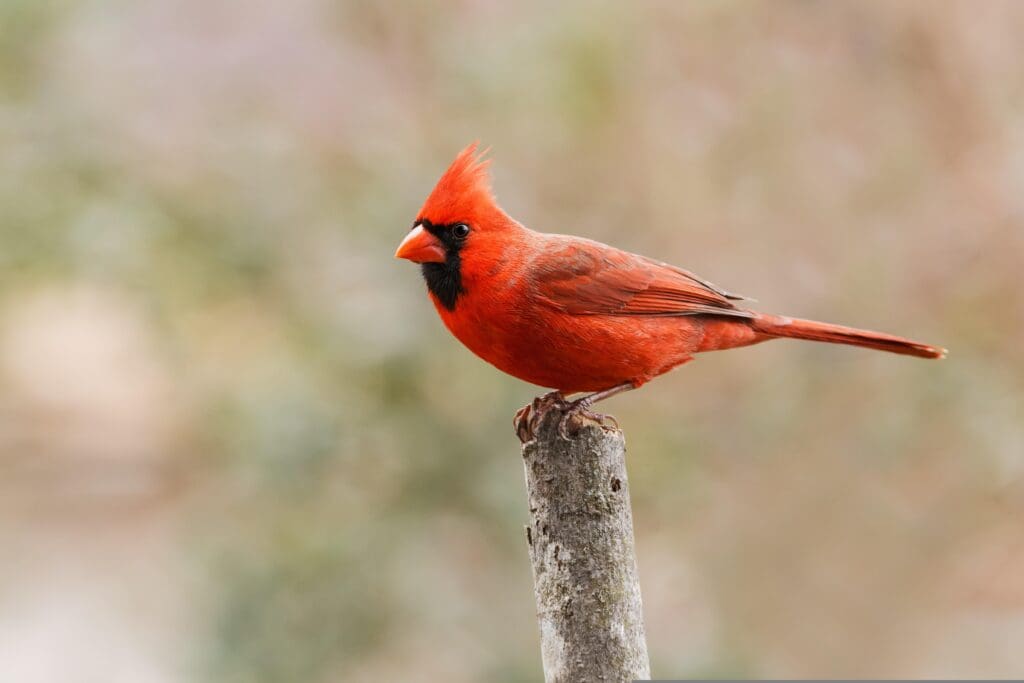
[514,391,569,443]
[557,396,619,439]
[514,391,619,443]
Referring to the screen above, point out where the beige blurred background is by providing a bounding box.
[1,1,1023,680]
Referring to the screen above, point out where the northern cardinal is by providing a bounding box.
[396,144,944,425]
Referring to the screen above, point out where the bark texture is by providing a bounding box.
[516,394,650,683]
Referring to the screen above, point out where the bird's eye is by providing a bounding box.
[452,223,470,239]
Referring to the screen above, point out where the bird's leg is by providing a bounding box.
[557,382,635,438]
[574,382,636,407]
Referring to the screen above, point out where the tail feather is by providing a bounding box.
[754,314,946,359]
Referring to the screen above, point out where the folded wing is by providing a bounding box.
[532,237,754,319]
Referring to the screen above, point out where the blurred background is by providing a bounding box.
[1,1,1022,680]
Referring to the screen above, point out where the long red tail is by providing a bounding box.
[753,314,946,359]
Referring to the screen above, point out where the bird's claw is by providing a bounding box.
[515,391,619,442]
[515,391,569,443]
[513,403,533,442]
[557,403,618,439]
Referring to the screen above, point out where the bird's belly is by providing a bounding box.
[442,306,703,393]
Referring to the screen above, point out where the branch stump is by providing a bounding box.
[515,394,650,683]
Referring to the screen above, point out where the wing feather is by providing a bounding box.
[532,238,753,319]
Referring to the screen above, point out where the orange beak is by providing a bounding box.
[395,225,446,264]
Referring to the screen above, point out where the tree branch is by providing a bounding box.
[516,394,651,683]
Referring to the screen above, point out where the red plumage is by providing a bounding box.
[396,145,944,399]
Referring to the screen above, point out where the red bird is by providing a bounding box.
[396,144,944,425]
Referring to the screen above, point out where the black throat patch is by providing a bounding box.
[417,219,466,310]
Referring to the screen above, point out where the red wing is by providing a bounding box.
[532,238,754,319]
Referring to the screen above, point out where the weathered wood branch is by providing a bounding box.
[515,394,650,683]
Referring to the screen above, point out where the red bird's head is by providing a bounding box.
[395,143,521,310]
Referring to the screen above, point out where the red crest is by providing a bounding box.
[416,143,503,227]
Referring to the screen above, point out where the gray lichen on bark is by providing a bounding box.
[516,394,650,683]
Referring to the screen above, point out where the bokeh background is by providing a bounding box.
[2,1,1023,680]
